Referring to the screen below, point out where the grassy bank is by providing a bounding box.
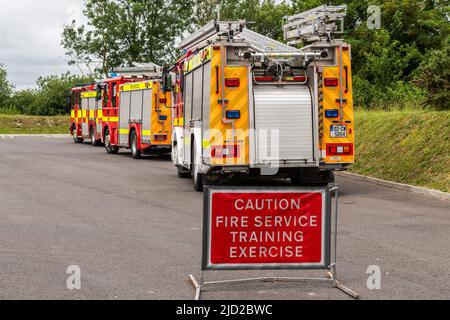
[351,110,450,193]
[0,114,69,134]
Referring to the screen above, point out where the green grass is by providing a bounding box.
[0,114,69,134]
[350,110,450,193]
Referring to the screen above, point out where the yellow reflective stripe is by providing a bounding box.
[178,118,184,126]
[71,110,75,118]
[81,91,97,98]
[97,110,103,118]
[142,130,151,136]
[103,116,118,122]
[82,110,87,118]
[89,110,95,118]
[121,81,153,92]
[119,128,129,135]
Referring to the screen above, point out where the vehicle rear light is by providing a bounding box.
[325,109,339,118]
[324,78,339,87]
[255,76,274,82]
[159,98,167,104]
[211,145,239,158]
[225,78,240,87]
[153,134,167,141]
[286,76,306,82]
[327,143,353,156]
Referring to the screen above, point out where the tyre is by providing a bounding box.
[105,129,119,154]
[90,127,99,146]
[73,126,83,143]
[177,165,191,178]
[130,131,141,159]
[192,142,204,192]
[291,170,335,186]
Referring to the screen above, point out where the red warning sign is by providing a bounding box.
[203,188,330,270]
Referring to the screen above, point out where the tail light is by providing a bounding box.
[159,98,167,104]
[153,134,168,141]
[325,109,339,118]
[286,76,306,82]
[324,78,339,87]
[225,78,240,87]
[211,145,239,158]
[327,143,353,156]
[255,76,274,82]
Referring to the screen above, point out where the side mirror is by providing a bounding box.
[163,74,173,93]
[66,94,72,112]
[96,85,102,101]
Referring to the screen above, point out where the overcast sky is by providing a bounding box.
[0,0,86,90]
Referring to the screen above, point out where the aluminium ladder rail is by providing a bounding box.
[283,4,347,45]
[177,21,301,54]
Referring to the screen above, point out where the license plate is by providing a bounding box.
[330,125,347,138]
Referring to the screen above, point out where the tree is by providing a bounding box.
[61,0,193,76]
[0,63,13,108]
[193,0,292,42]
[414,36,450,110]
[8,73,94,116]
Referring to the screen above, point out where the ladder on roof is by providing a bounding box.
[177,21,299,54]
[283,4,347,45]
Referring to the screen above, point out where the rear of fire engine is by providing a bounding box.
[70,83,103,145]
[172,5,354,191]
[103,68,172,159]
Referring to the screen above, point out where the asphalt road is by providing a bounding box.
[0,135,449,300]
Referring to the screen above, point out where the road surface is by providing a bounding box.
[0,136,448,300]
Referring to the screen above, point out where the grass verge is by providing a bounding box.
[351,110,450,193]
[0,114,69,134]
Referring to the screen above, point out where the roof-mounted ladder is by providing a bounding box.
[283,5,347,45]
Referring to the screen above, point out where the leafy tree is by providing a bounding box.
[0,63,13,108]
[414,36,450,110]
[61,0,193,76]
[8,73,94,116]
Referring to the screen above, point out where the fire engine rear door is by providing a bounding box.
[253,84,315,165]
[141,89,153,143]
[119,91,131,146]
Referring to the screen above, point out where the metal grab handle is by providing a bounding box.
[215,65,219,94]
[344,66,349,94]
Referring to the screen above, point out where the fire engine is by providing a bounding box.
[102,68,173,158]
[69,85,85,143]
[171,5,354,191]
[70,76,136,146]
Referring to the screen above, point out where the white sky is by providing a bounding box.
[0,0,86,90]
[0,0,292,90]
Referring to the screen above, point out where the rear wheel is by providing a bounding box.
[131,131,141,159]
[73,126,83,143]
[192,142,204,192]
[90,127,99,146]
[291,170,335,186]
[177,165,191,178]
[105,129,119,154]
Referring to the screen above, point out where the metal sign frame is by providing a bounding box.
[189,184,359,300]
[202,186,332,270]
